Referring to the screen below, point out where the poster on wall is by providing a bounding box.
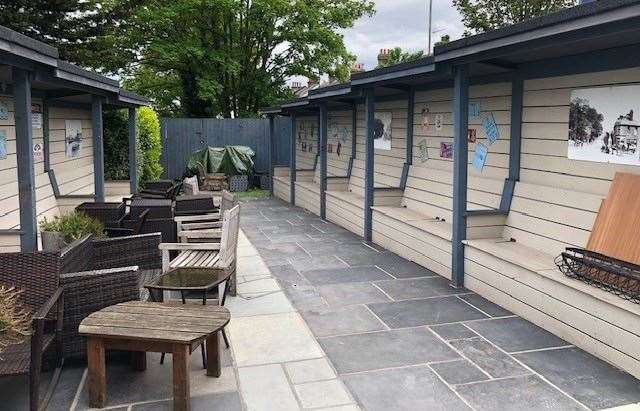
[374,112,392,150]
[568,85,640,165]
[65,119,82,158]
[0,101,9,121]
[0,130,6,160]
[473,143,488,171]
[468,129,477,143]
[434,114,443,131]
[421,107,430,132]
[469,102,481,119]
[483,113,500,144]
[33,143,43,162]
[419,139,429,163]
[31,103,42,129]
[440,142,453,159]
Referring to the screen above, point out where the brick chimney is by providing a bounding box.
[290,81,305,95]
[377,49,390,67]
[350,62,365,76]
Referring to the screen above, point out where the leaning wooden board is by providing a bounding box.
[587,172,640,265]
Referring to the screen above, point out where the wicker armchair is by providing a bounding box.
[0,253,64,411]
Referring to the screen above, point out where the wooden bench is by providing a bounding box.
[372,164,504,278]
[272,167,291,203]
[461,180,640,378]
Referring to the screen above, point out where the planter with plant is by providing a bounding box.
[0,286,31,356]
[40,212,106,251]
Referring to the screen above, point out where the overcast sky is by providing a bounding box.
[341,0,465,70]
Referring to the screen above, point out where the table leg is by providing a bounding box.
[131,351,147,371]
[206,332,221,377]
[87,337,107,408]
[172,344,191,411]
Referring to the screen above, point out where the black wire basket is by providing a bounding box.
[555,247,640,304]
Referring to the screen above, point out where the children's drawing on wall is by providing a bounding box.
[568,85,640,165]
[31,103,42,129]
[482,113,500,144]
[337,142,342,156]
[468,129,477,143]
[419,139,429,163]
[421,107,430,132]
[434,114,443,131]
[65,119,82,158]
[473,143,488,171]
[0,130,7,160]
[440,142,453,159]
[373,112,392,150]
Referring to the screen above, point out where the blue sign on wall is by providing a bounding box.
[469,102,481,119]
[482,113,500,144]
[472,143,488,171]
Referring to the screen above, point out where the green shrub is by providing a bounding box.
[103,107,164,186]
[40,212,105,243]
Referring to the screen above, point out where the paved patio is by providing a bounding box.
[3,197,640,410]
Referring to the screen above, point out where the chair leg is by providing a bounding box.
[160,352,165,365]
[201,341,207,369]
[222,328,230,349]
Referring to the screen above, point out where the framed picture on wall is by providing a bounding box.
[374,111,392,150]
[65,119,82,158]
[568,84,640,165]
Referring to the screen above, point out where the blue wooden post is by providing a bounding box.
[128,107,138,194]
[268,115,275,195]
[348,103,357,178]
[13,68,37,252]
[364,89,375,242]
[401,88,415,189]
[92,96,105,202]
[319,102,328,220]
[452,64,469,288]
[500,75,524,212]
[290,113,297,204]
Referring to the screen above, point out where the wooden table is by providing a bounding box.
[78,301,230,411]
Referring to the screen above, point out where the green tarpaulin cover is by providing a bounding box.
[186,145,255,176]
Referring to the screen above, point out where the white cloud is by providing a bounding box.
[341,0,465,71]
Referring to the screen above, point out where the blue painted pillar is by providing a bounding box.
[347,103,357,178]
[290,112,297,204]
[364,89,375,242]
[500,75,524,212]
[128,107,138,195]
[451,64,470,288]
[92,96,105,202]
[13,68,37,252]
[268,115,275,195]
[319,102,328,220]
[401,88,415,189]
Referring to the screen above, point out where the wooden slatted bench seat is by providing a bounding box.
[461,181,640,379]
[372,164,504,278]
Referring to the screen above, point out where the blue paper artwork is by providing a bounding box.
[482,113,500,144]
[472,143,488,171]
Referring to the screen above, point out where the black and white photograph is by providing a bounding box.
[374,111,392,150]
[568,85,640,165]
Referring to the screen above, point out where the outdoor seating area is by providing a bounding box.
[6,1,640,410]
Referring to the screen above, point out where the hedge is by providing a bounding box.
[104,107,163,186]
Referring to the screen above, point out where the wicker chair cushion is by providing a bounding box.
[0,334,54,376]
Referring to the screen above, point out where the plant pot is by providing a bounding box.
[41,231,66,251]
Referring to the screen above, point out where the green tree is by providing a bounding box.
[121,0,375,118]
[569,98,603,143]
[453,0,577,35]
[434,34,451,47]
[376,47,424,68]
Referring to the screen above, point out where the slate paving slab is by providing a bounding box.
[430,359,490,385]
[253,242,310,260]
[449,337,529,379]
[303,266,393,285]
[131,392,243,411]
[281,282,329,312]
[374,277,469,300]
[457,294,513,317]
[290,255,349,272]
[514,347,640,410]
[317,282,391,306]
[301,304,386,337]
[464,317,568,353]
[430,323,479,340]
[319,327,460,373]
[367,296,487,328]
[343,366,471,411]
[456,374,584,411]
